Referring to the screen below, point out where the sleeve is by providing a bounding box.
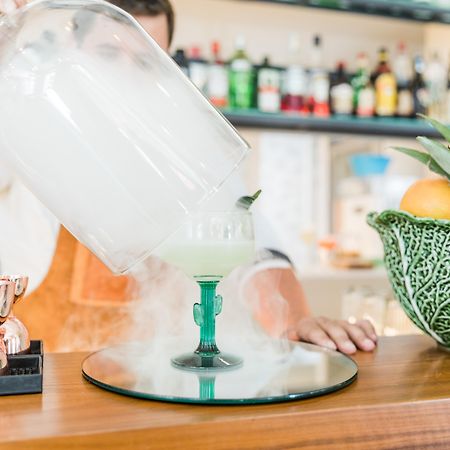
[203,166,294,271]
[0,179,59,294]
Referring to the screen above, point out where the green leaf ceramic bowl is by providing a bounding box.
[368,210,450,348]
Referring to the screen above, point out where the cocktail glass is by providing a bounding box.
[157,211,255,371]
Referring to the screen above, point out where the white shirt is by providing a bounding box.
[0,168,59,294]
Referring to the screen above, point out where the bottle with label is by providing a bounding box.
[228,36,254,110]
[373,48,397,117]
[393,42,413,88]
[411,55,430,116]
[173,48,189,77]
[357,86,376,117]
[281,34,308,114]
[309,35,330,117]
[207,41,228,108]
[188,46,208,93]
[330,61,353,115]
[394,42,414,118]
[351,53,375,117]
[257,56,281,113]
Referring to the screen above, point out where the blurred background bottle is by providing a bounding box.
[207,41,229,108]
[173,48,189,76]
[188,46,208,93]
[411,55,430,116]
[394,42,414,118]
[309,35,330,117]
[425,52,447,120]
[257,56,281,113]
[330,61,353,115]
[229,35,255,109]
[373,48,397,117]
[352,53,375,117]
[281,34,308,114]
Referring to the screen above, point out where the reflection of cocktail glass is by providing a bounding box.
[158,211,255,371]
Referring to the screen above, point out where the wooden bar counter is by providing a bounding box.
[2,334,450,450]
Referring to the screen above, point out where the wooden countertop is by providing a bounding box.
[2,335,450,450]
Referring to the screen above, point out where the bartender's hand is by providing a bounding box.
[248,267,377,355]
[292,316,377,355]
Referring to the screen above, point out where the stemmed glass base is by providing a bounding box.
[171,278,242,371]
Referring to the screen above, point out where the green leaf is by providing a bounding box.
[428,160,450,181]
[236,189,262,210]
[393,147,432,165]
[392,147,449,180]
[417,137,450,176]
[418,114,450,143]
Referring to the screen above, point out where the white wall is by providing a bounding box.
[424,22,450,64]
[170,0,426,69]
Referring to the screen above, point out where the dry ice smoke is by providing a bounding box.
[111,254,303,395]
[126,255,292,354]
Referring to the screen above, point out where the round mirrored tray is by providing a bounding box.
[82,339,358,405]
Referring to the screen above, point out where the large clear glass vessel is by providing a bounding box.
[0,0,249,273]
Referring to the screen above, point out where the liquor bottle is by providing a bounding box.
[281,34,308,114]
[373,48,397,117]
[309,35,330,117]
[393,42,413,88]
[357,85,376,117]
[188,46,208,93]
[207,41,228,108]
[173,48,189,77]
[257,56,281,113]
[411,55,430,116]
[228,36,254,110]
[351,53,375,117]
[425,52,447,120]
[394,42,414,118]
[330,61,353,115]
[446,62,450,123]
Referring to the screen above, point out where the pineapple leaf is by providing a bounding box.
[418,114,450,143]
[236,189,262,210]
[416,137,450,176]
[392,146,432,165]
[392,147,449,180]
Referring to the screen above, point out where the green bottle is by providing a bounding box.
[229,36,254,110]
[351,52,371,113]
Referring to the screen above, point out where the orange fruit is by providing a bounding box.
[400,178,450,220]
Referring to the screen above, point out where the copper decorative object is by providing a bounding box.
[0,329,7,375]
[0,280,16,324]
[0,276,30,355]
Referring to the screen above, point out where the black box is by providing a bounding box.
[0,340,43,396]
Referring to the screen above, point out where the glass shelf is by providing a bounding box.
[241,0,450,23]
[223,109,443,138]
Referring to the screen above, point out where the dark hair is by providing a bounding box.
[110,0,175,44]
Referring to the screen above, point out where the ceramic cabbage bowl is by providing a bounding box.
[368,210,450,348]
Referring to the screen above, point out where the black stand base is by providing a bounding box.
[0,340,43,396]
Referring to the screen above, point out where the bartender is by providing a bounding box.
[0,0,376,355]
[0,0,59,297]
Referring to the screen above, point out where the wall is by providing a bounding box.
[169,0,426,68]
[424,22,450,64]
